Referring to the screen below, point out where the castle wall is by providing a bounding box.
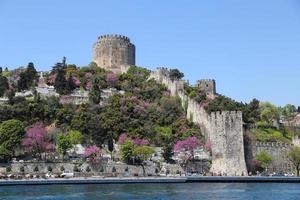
[93,34,135,73]
[252,142,294,173]
[150,68,247,176]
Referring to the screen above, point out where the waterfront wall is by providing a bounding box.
[0,162,183,176]
[150,68,247,176]
[252,142,294,172]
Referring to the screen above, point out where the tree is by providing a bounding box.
[281,104,297,121]
[0,75,9,97]
[54,64,69,95]
[22,123,55,159]
[169,69,184,81]
[260,102,280,125]
[56,133,72,160]
[89,84,102,104]
[0,119,25,160]
[120,139,135,164]
[84,145,101,163]
[17,62,38,91]
[255,150,272,171]
[106,73,118,87]
[133,145,155,176]
[68,130,82,154]
[289,147,300,176]
[173,136,201,169]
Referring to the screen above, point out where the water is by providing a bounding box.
[0,183,299,200]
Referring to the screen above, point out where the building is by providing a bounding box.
[93,34,135,73]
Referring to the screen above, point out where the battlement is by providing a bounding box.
[255,141,293,148]
[97,34,130,42]
[210,110,242,119]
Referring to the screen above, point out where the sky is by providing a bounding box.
[0,0,299,106]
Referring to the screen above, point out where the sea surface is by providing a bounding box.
[0,183,299,200]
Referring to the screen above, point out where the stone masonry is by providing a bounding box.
[93,34,135,74]
[150,67,247,176]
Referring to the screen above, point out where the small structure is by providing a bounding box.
[35,72,59,98]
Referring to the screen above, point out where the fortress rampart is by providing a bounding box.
[93,34,135,73]
[150,68,247,176]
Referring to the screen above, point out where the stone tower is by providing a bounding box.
[93,34,135,73]
[196,79,216,98]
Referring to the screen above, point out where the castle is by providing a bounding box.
[93,35,294,175]
[93,34,135,74]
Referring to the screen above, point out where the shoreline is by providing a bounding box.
[0,176,300,186]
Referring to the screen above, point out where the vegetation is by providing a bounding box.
[288,147,300,176]
[255,150,272,171]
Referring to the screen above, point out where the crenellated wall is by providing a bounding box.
[150,67,247,176]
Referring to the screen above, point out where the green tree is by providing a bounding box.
[0,75,9,97]
[56,133,72,160]
[255,150,272,171]
[17,63,38,91]
[0,119,25,160]
[260,102,279,125]
[169,69,184,81]
[120,140,135,164]
[288,147,300,176]
[89,84,102,104]
[133,145,155,176]
[68,130,83,154]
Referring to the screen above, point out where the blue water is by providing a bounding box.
[0,183,299,200]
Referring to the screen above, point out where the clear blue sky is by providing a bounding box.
[0,0,299,106]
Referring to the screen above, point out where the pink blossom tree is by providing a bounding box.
[84,145,101,163]
[133,138,149,146]
[106,73,118,87]
[22,123,55,160]
[173,136,201,167]
[117,133,128,145]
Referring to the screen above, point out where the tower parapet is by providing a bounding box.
[93,34,135,73]
[196,79,216,98]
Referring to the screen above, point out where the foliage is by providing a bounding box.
[56,133,72,158]
[120,139,135,164]
[260,102,280,124]
[84,145,101,162]
[68,130,82,146]
[0,119,25,160]
[17,63,38,91]
[173,136,201,161]
[288,147,300,176]
[0,75,9,97]
[253,128,291,143]
[22,122,55,159]
[168,69,184,80]
[255,150,272,170]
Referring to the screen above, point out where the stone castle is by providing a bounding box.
[93,35,294,175]
[93,34,135,74]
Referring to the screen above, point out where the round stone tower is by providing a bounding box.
[93,34,135,73]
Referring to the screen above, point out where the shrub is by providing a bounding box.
[155,168,159,174]
[6,166,11,173]
[47,166,52,172]
[19,166,25,173]
[99,166,104,173]
[33,166,39,172]
[112,166,116,173]
[73,165,80,172]
[86,166,91,173]
[60,166,65,172]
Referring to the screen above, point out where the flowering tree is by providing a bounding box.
[117,133,128,145]
[173,136,201,167]
[133,138,149,146]
[106,73,118,87]
[84,145,101,163]
[22,123,55,159]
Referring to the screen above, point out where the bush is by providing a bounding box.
[99,166,104,173]
[86,166,91,173]
[73,165,80,172]
[112,166,116,173]
[155,168,159,174]
[47,166,52,172]
[124,167,129,172]
[60,166,65,172]
[19,166,25,173]
[6,166,11,173]
[33,166,39,172]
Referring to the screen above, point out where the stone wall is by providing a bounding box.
[251,142,294,173]
[0,162,183,176]
[93,34,135,74]
[150,67,247,176]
